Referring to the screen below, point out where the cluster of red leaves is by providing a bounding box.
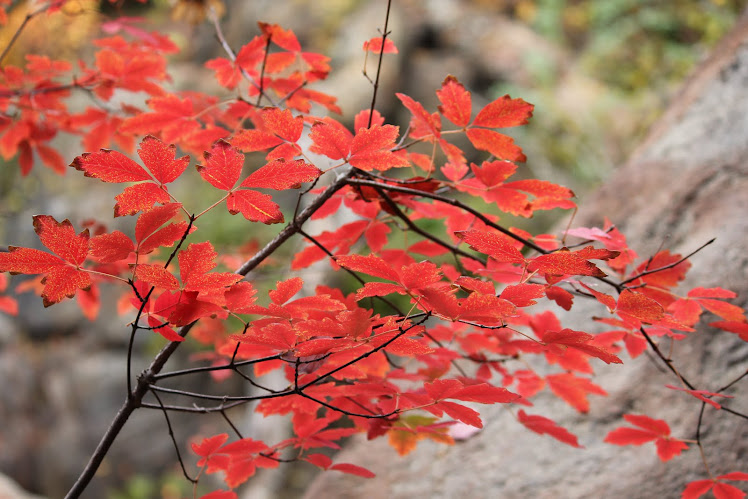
[0,10,746,499]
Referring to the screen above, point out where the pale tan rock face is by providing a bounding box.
[304,14,748,499]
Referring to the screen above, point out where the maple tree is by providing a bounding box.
[0,1,746,498]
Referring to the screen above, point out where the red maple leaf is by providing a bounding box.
[134,203,191,255]
[682,472,748,499]
[396,92,442,140]
[454,160,575,216]
[664,384,734,410]
[604,414,688,462]
[456,229,525,264]
[546,373,606,413]
[0,273,18,316]
[214,437,278,488]
[192,433,230,472]
[517,409,583,448]
[309,117,408,171]
[464,94,533,162]
[232,107,304,160]
[197,140,280,224]
[71,136,189,216]
[528,250,607,278]
[363,37,398,54]
[711,320,748,342]
[625,250,691,307]
[89,231,135,263]
[422,379,518,428]
[616,289,665,324]
[0,216,91,306]
[669,286,745,326]
[336,254,443,299]
[542,328,622,365]
[436,75,472,128]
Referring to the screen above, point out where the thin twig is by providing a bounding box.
[151,390,196,484]
[621,239,715,286]
[366,0,393,128]
[0,1,62,65]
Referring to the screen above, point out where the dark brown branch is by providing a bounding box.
[236,171,353,276]
[366,0,393,128]
[151,390,196,484]
[68,171,352,496]
[154,354,282,381]
[297,228,405,315]
[148,384,292,402]
[639,326,696,390]
[299,315,429,391]
[370,183,487,267]
[346,177,549,254]
[65,320,197,498]
[295,390,398,419]
[621,238,715,286]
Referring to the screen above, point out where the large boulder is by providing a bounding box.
[304,12,748,499]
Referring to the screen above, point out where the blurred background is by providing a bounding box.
[0,0,744,497]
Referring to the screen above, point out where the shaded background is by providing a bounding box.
[0,0,744,497]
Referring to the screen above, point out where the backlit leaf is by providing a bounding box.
[240,159,321,190]
[465,128,526,162]
[546,373,606,413]
[456,229,525,264]
[227,189,284,224]
[617,290,664,323]
[436,75,472,127]
[363,37,398,54]
[137,135,189,184]
[71,149,151,183]
[89,231,134,263]
[472,95,533,128]
[528,252,606,277]
[197,140,244,191]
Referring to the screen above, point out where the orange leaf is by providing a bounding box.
[363,37,398,54]
[349,124,407,171]
[546,373,606,413]
[456,229,525,264]
[466,128,526,162]
[227,190,284,224]
[528,252,606,277]
[134,264,180,290]
[472,94,533,128]
[240,159,320,190]
[617,290,664,323]
[0,216,92,306]
[197,140,245,191]
[436,75,472,127]
[542,328,622,365]
[71,149,151,183]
